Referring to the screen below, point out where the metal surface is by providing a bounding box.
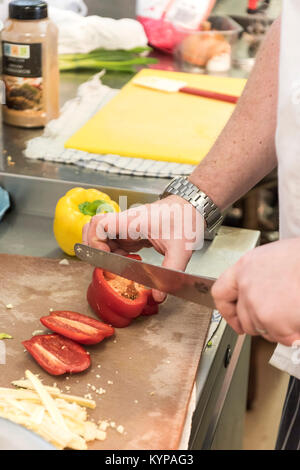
[201,334,247,449]
[75,244,215,308]
[0,417,55,450]
[0,71,167,197]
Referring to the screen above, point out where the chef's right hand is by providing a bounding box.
[82,195,204,302]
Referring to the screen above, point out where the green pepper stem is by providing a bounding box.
[78,200,115,216]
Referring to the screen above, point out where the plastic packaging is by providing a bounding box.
[136,0,216,52]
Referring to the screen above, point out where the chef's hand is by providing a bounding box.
[212,238,300,346]
[82,195,204,302]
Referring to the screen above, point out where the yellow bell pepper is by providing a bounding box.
[54,187,120,256]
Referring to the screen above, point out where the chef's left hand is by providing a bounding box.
[211,238,300,346]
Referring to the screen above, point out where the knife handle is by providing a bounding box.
[180,87,239,104]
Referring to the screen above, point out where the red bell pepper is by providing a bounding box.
[40,311,114,345]
[87,254,160,328]
[23,334,91,376]
[141,291,160,316]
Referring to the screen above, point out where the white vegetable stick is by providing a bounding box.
[31,406,45,425]
[1,372,107,450]
[12,380,61,394]
[0,410,66,449]
[25,370,75,445]
[11,381,96,409]
[53,392,96,409]
[0,388,41,401]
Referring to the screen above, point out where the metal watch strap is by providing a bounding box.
[160,176,223,234]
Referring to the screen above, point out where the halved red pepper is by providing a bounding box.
[23,334,91,376]
[87,254,160,328]
[40,311,115,345]
[141,291,160,316]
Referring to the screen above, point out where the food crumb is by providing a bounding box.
[134,400,139,404]
[110,422,116,428]
[49,308,54,312]
[65,386,70,391]
[97,365,101,368]
[59,259,70,266]
[150,391,155,396]
[98,421,109,431]
[91,385,96,391]
[96,430,106,441]
[113,340,117,344]
[107,380,113,385]
[96,375,100,379]
[6,304,13,309]
[31,330,44,337]
[84,393,93,400]
[117,425,124,434]
[7,156,15,166]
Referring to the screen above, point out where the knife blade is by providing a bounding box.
[75,244,216,308]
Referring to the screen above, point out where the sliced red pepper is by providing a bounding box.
[40,311,114,345]
[87,285,132,328]
[141,291,160,316]
[87,253,158,327]
[22,334,91,376]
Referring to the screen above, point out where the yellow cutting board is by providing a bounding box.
[65,69,246,165]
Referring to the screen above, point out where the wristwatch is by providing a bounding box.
[160,176,224,239]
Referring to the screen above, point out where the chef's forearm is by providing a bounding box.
[189,17,280,211]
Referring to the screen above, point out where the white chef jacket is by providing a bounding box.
[269,0,300,379]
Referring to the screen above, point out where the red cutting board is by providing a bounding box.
[0,254,212,450]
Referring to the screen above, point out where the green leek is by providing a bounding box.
[59,47,157,73]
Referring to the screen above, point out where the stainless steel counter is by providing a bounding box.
[0,170,259,450]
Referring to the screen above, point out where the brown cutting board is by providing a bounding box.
[0,254,212,450]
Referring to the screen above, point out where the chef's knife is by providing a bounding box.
[75,244,216,308]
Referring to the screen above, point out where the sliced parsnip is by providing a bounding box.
[53,392,96,409]
[25,371,68,429]
[0,388,42,402]
[1,371,107,450]
[12,379,61,395]
[11,380,96,409]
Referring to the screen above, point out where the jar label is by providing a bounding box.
[2,42,42,78]
[2,41,43,111]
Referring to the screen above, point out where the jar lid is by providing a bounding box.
[9,0,48,20]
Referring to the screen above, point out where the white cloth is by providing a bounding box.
[270,0,300,380]
[48,7,148,55]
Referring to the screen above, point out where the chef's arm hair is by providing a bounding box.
[189,17,280,211]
